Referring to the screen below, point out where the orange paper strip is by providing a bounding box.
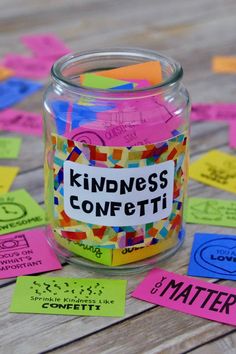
[212,56,236,73]
[81,61,162,86]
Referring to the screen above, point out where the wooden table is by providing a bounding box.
[1,1,236,353]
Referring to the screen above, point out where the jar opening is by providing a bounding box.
[52,48,183,97]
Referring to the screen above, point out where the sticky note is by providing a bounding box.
[0,66,13,81]
[188,233,236,281]
[21,33,70,59]
[0,109,43,136]
[0,78,42,110]
[184,197,236,228]
[10,276,127,317]
[132,268,236,326]
[55,228,177,266]
[0,189,46,236]
[54,230,112,266]
[2,54,52,79]
[189,150,236,194]
[229,121,236,149]
[212,56,236,74]
[112,237,177,266]
[81,73,134,89]
[0,166,19,194]
[91,61,162,85]
[191,103,236,122]
[0,228,62,279]
[0,137,22,159]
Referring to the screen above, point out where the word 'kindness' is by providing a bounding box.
[63,161,174,226]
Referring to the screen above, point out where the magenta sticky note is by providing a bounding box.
[132,268,236,326]
[0,109,43,136]
[21,34,70,60]
[191,103,236,122]
[0,228,62,279]
[229,121,236,149]
[2,54,52,79]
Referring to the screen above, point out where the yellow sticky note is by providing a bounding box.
[212,56,236,74]
[112,237,178,266]
[0,66,14,81]
[0,166,19,194]
[85,61,162,86]
[189,150,236,194]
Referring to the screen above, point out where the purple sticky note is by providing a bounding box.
[0,109,43,136]
[0,228,62,279]
[21,33,70,60]
[229,121,236,149]
[2,54,52,79]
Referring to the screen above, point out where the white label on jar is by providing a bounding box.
[63,160,174,226]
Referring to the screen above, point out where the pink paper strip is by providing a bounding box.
[229,121,236,149]
[21,33,70,60]
[191,103,236,121]
[1,54,52,79]
[0,228,62,279]
[0,109,43,136]
[132,268,236,326]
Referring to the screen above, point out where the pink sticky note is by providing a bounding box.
[132,268,236,326]
[1,54,52,79]
[229,121,236,149]
[0,228,62,279]
[191,103,236,122]
[0,109,43,136]
[21,33,70,60]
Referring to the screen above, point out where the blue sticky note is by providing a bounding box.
[52,100,115,134]
[188,232,236,280]
[110,83,134,90]
[0,77,43,110]
[51,101,70,135]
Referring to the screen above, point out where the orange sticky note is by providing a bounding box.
[0,66,14,81]
[212,56,236,73]
[82,61,162,86]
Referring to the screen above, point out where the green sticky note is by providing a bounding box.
[0,189,46,235]
[184,197,236,228]
[10,276,127,317]
[81,73,134,89]
[54,230,112,266]
[0,137,22,159]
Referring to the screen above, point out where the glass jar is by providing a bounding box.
[43,48,190,274]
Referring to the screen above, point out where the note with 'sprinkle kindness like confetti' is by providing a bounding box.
[10,276,127,317]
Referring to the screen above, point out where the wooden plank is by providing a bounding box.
[189,330,236,354]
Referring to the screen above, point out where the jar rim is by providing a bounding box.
[51,47,183,96]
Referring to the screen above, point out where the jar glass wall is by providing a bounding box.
[43,48,190,274]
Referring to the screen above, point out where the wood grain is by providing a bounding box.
[1,0,236,353]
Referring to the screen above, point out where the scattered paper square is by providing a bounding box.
[10,276,127,317]
[0,227,62,279]
[0,189,46,235]
[0,166,19,194]
[188,232,236,280]
[0,137,22,159]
